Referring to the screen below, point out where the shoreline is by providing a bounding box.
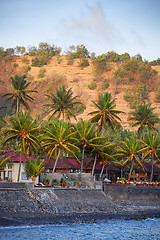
[1,211,160,227]
[0,184,160,227]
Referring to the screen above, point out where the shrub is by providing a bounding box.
[32,57,47,67]
[88,82,97,90]
[38,68,46,78]
[102,81,109,89]
[21,57,29,64]
[79,58,89,68]
[13,63,18,68]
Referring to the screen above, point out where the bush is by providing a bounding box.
[79,58,89,68]
[32,57,47,67]
[13,63,18,68]
[88,82,97,90]
[21,57,29,64]
[102,81,109,89]
[38,68,46,78]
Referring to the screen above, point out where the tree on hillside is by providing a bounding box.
[2,75,37,115]
[44,85,83,121]
[1,110,40,181]
[143,130,160,181]
[88,92,125,132]
[128,103,160,140]
[41,119,79,186]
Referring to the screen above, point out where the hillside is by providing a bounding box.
[0,55,160,130]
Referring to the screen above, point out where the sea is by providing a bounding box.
[0,218,160,240]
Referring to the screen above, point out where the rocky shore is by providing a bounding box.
[0,183,160,226]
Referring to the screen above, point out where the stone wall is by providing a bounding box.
[0,183,160,226]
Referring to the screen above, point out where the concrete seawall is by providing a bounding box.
[0,183,160,226]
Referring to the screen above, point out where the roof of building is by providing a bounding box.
[0,148,36,163]
[45,157,120,171]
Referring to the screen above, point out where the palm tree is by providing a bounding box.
[24,158,45,187]
[88,92,125,132]
[1,110,40,181]
[74,120,103,173]
[143,130,160,181]
[118,136,147,180]
[41,119,80,186]
[44,85,83,121]
[128,103,160,140]
[0,155,10,168]
[2,75,37,114]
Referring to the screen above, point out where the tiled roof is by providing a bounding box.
[45,157,120,171]
[0,149,36,162]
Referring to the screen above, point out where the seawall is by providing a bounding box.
[0,183,160,226]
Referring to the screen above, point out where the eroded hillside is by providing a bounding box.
[0,55,160,130]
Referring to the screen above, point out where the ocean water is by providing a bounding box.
[0,218,160,240]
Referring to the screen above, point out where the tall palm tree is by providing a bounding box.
[74,120,103,173]
[41,119,80,186]
[117,136,147,180]
[88,92,125,132]
[128,103,160,140]
[44,85,83,121]
[2,75,37,114]
[0,155,10,168]
[143,130,160,181]
[1,110,40,181]
[24,158,45,187]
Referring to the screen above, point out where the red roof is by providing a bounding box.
[0,149,36,162]
[45,157,120,171]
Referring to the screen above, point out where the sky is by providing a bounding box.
[0,0,160,61]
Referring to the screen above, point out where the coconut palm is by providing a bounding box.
[24,158,45,187]
[118,136,147,180]
[88,92,125,132]
[74,119,104,173]
[143,130,160,181]
[0,155,10,168]
[1,110,40,181]
[2,75,37,114]
[128,103,160,140]
[41,119,80,186]
[44,85,83,121]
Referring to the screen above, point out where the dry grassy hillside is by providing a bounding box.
[0,55,160,130]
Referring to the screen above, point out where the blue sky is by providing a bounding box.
[0,0,160,61]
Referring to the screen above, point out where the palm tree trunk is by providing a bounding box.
[128,161,134,180]
[16,98,19,116]
[17,148,23,182]
[91,154,97,176]
[62,109,65,122]
[150,153,154,181]
[81,148,85,173]
[49,148,61,186]
[100,163,105,179]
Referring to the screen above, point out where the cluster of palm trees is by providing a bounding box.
[0,74,160,186]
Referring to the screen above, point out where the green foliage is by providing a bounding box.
[13,63,18,68]
[102,81,109,89]
[31,57,47,67]
[38,68,46,78]
[15,46,26,55]
[30,42,61,67]
[155,86,160,102]
[66,44,90,64]
[79,57,89,68]
[123,85,149,108]
[93,55,110,75]
[114,56,157,85]
[24,65,31,74]
[150,58,160,66]
[21,57,29,64]
[106,51,120,62]
[88,81,97,90]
